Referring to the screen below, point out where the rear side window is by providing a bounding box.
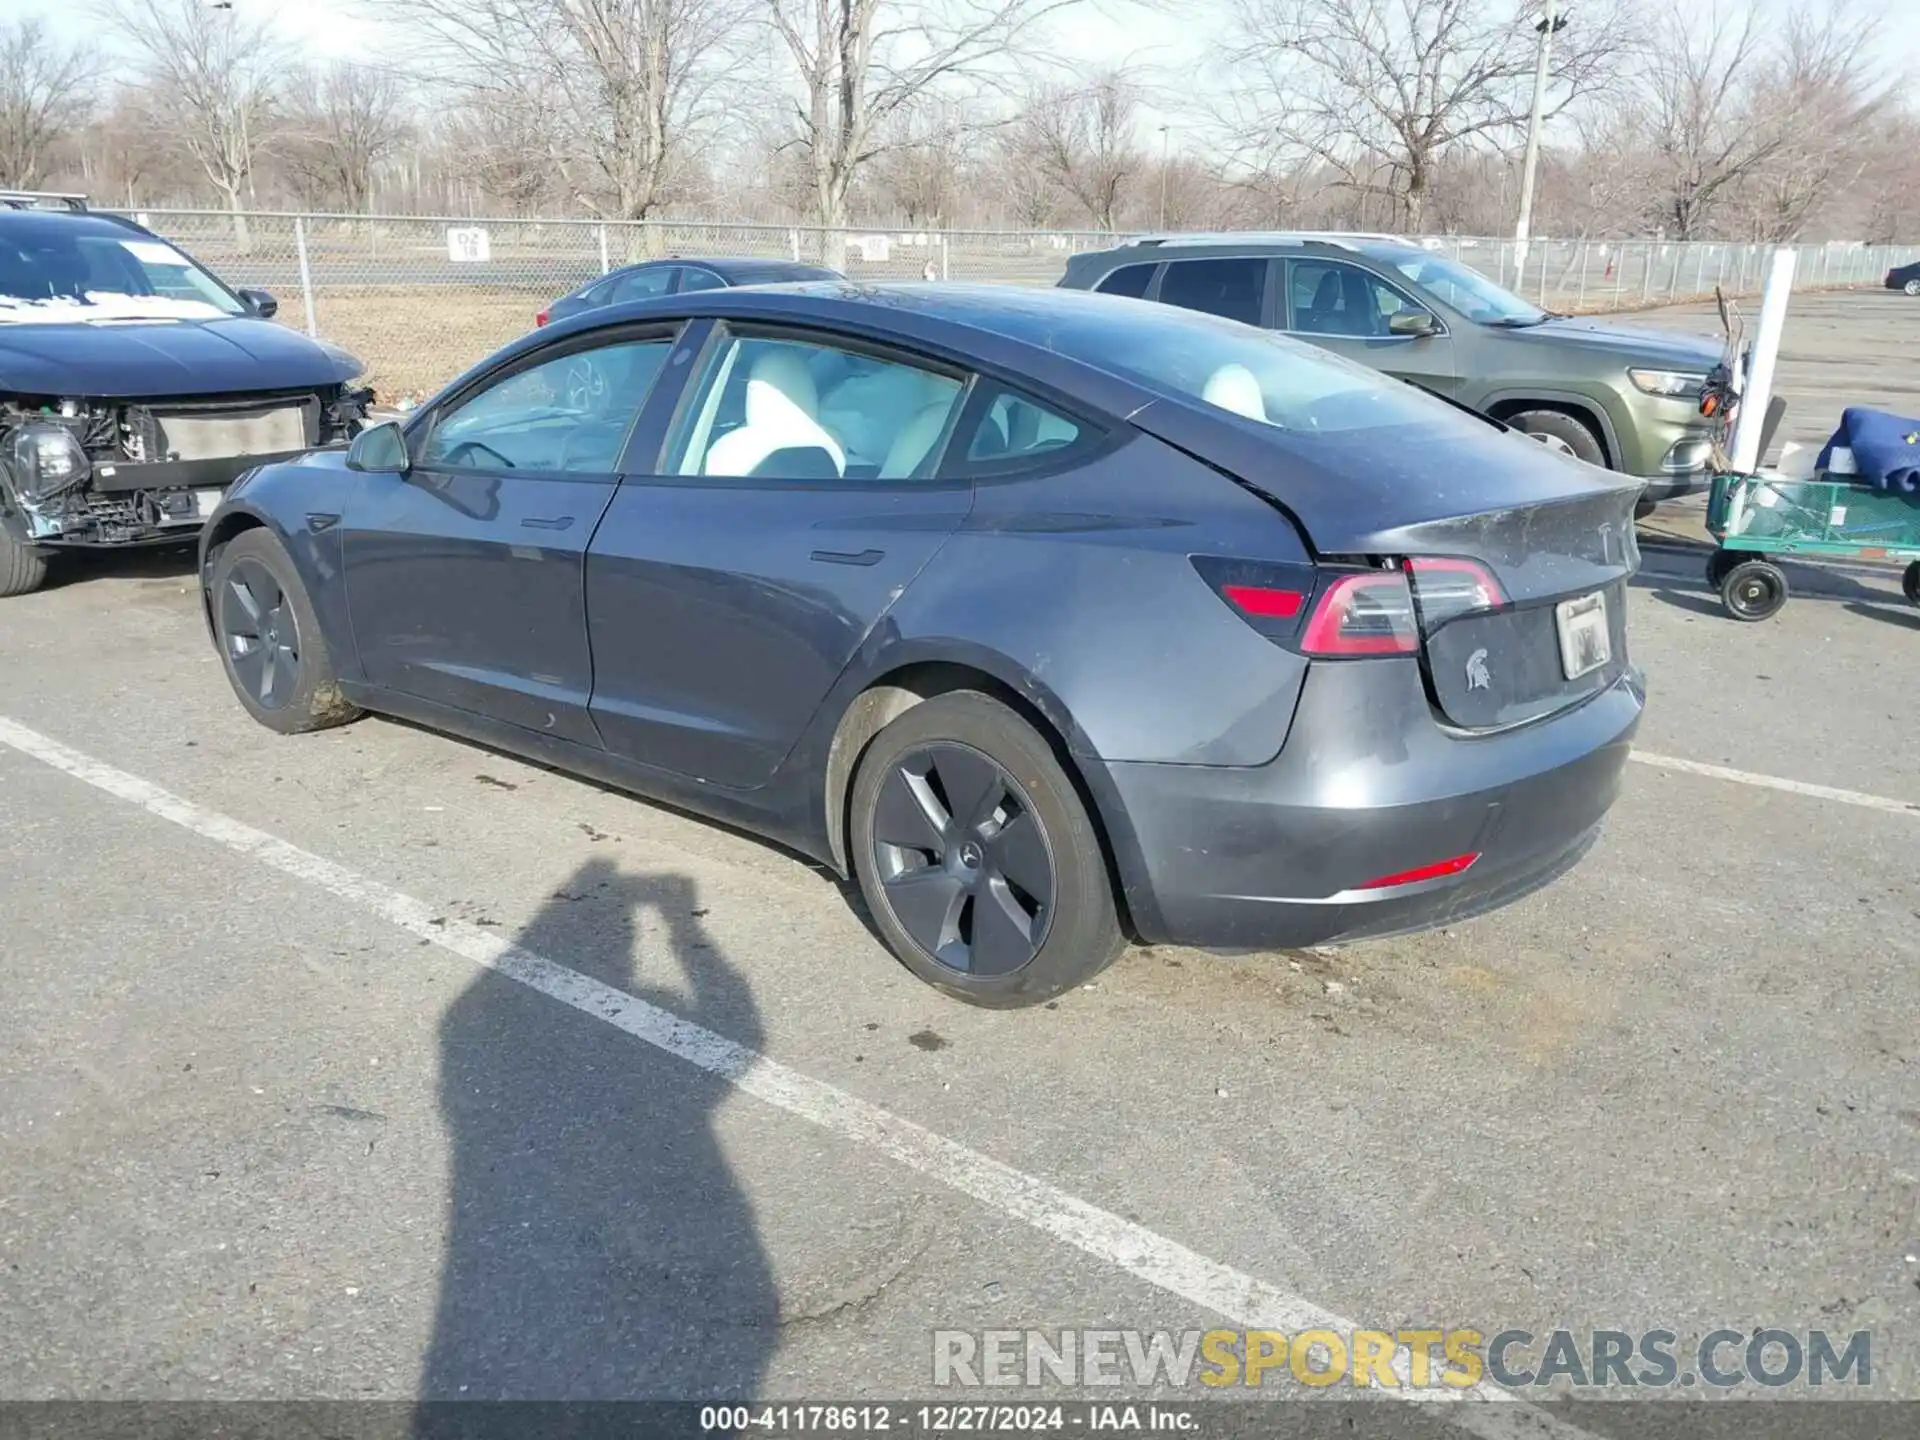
[609,266,676,303]
[962,387,1085,469]
[1094,263,1156,299]
[677,268,726,293]
[1157,258,1266,327]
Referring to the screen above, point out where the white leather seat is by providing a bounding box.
[879,400,955,478]
[704,351,846,477]
[1202,363,1268,422]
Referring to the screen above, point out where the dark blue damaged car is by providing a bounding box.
[0,201,369,597]
[199,282,1644,1007]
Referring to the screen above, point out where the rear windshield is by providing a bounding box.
[0,226,244,322]
[1029,297,1459,434]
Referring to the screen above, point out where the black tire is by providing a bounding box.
[208,528,361,734]
[849,690,1124,1008]
[1508,409,1608,467]
[1705,548,1740,588]
[1905,279,1920,297]
[1720,558,1788,621]
[1903,560,1920,606]
[0,529,48,598]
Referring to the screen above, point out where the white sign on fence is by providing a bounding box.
[446,227,491,263]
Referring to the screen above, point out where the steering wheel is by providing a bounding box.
[443,439,515,469]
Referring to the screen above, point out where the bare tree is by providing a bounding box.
[864,99,977,228]
[371,0,748,229]
[103,0,283,247]
[1219,0,1627,230]
[281,63,412,214]
[1015,68,1141,231]
[1729,4,1886,242]
[0,18,99,190]
[1631,2,1785,240]
[766,0,1079,262]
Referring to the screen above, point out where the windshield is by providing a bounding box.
[1029,298,1465,435]
[0,228,244,323]
[1393,252,1546,326]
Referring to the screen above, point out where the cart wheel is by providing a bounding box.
[1904,561,1920,607]
[1705,549,1740,587]
[1721,559,1788,621]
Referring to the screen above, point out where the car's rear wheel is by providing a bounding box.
[209,528,361,734]
[0,530,49,598]
[1904,279,1920,297]
[849,690,1124,1008]
[1509,409,1607,468]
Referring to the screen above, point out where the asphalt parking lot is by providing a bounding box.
[1,292,1917,1431]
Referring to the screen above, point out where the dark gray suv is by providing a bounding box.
[1060,234,1729,510]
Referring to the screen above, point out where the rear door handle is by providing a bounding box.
[522,515,576,531]
[810,548,884,566]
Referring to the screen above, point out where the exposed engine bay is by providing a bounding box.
[0,385,370,547]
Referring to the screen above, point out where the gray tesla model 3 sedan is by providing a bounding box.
[199,283,1644,1007]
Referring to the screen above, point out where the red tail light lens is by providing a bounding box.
[1404,556,1505,612]
[1299,571,1418,656]
[1221,583,1305,619]
[535,309,550,327]
[1357,852,1480,890]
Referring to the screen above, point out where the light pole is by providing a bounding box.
[1158,125,1170,231]
[1513,0,1567,289]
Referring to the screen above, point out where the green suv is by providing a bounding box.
[1059,234,1730,510]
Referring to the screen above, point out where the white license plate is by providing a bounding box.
[194,489,224,519]
[1555,591,1611,680]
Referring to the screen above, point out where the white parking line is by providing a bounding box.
[0,715,1586,1437]
[1630,750,1919,817]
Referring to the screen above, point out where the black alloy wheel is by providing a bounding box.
[209,527,361,735]
[868,741,1055,977]
[220,557,302,710]
[849,689,1124,1007]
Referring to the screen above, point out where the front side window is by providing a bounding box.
[0,228,244,320]
[420,339,672,473]
[1156,258,1267,327]
[1288,260,1421,339]
[671,333,966,482]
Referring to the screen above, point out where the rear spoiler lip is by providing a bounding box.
[1125,394,1643,563]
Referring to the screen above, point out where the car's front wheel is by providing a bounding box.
[0,529,48,598]
[1509,409,1608,467]
[849,690,1125,1008]
[209,528,361,734]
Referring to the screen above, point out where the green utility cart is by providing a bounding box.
[1703,472,1920,621]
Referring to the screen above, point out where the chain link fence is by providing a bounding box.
[119,209,1920,403]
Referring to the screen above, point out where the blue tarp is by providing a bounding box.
[1815,407,1920,493]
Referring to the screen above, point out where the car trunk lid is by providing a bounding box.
[1132,400,1642,730]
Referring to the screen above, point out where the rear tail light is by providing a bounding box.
[1220,583,1305,619]
[1299,571,1418,656]
[535,309,551,327]
[1357,852,1480,890]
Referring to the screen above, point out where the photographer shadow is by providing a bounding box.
[416,859,775,1426]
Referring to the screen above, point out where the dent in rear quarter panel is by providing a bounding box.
[213,454,365,684]
[879,433,1314,768]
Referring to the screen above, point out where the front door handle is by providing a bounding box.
[810,547,884,566]
[522,515,576,532]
